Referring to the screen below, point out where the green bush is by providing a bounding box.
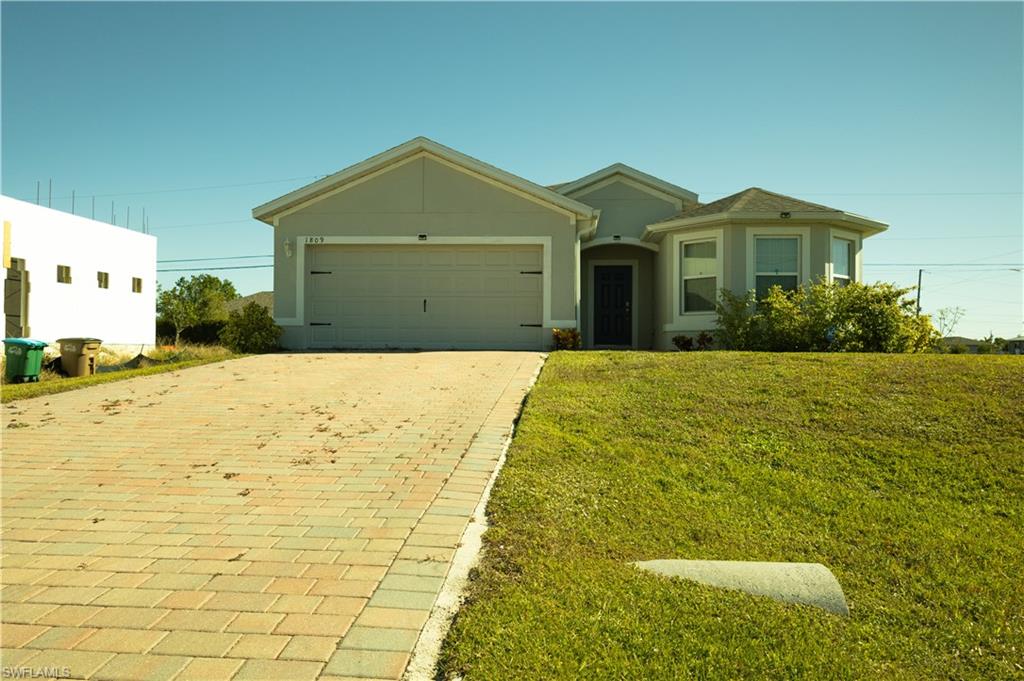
[219,302,282,354]
[672,335,694,351]
[715,280,938,352]
[181,320,227,345]
[552,328,582,350]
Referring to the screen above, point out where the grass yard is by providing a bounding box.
[440,352,1023,680]
[1,345,240,402]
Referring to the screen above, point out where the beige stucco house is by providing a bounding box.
[254,137,887,351]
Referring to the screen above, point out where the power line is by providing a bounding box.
[158,254,271,264]
[30,174,328,202]
[150,219,254,231]
[865,263,1022,267]
[157,264,273,273]
[873,234,1021,241]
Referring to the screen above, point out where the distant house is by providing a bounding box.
[1006,336,1024,355]
[1,196,156,348]
[941,336,982,353]
[254,137,888,351]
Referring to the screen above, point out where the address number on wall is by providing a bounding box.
[304,236,325,244]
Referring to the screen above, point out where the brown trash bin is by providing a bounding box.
[56,338,103,377]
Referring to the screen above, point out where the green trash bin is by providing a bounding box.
[3,338,49,383]
[56,338,103,377]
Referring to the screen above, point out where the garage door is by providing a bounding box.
[305,244,544,349]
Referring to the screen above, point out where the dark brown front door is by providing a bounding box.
[593,265,632,346]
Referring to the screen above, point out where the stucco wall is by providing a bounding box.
[571,179,681,240]
[1,196,157,346]
[271,156,578,349]
[581,244,655,349]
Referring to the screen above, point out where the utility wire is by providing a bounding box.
[157,264,273,273]
[158,254,271,263]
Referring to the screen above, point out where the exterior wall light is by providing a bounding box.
[780,212,791,219]
[283,238,293,258]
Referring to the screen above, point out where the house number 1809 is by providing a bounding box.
[304,236,325,244]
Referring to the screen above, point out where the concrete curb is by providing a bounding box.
[403,353,547,681]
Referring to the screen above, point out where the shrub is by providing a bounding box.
[219,302,282,354]
[155,318,176,343]
[672,335,694,351]
[715,280,938,353]
[947,343,968,354]
[552,328,582,350]
[180,321,227,345]
[696,331,714,350]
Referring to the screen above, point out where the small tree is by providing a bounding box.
[934,306,965,338]
[156,275,240,344]
[219,302,282,353]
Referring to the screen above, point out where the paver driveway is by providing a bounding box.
[1,351,543,680]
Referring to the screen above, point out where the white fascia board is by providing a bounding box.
[253,137,599,224]
[556,163,699,204]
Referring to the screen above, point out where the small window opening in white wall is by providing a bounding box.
[754,237,799,298]
[832,238,854,287]
[57,265,72,284]
[97,271,109,289]
[132,277,142,293]
[680,239,717,313]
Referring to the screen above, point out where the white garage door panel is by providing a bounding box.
[306,245,544,349]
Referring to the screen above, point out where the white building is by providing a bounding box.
[2,195,156,349]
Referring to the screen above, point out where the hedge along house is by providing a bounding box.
[254,138,887,351]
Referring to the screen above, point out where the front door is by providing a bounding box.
[593,265,632,346]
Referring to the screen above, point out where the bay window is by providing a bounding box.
[832,237,854,286]
[680,239,717,313]
[754,237,799,299]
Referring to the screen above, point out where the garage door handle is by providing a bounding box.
[310,270,332,275]
[520,270,542,275]
[520,324,542,328]
[310,322,332,326]
[423,299,427,313]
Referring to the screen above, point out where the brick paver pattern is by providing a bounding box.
[1,352,542,680]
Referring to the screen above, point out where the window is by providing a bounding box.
[754,237,799,299]
[132,277,142,293]
[832,238,854,286]
[681,239,717,313]
[97,271,109,289]
[57,265,72,284]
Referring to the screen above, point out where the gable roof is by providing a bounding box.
[252,137,600,225]
[646,187,888,236]
[553,163,698,204]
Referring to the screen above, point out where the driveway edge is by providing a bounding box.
[402,353,547,681]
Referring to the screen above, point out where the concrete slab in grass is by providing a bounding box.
[633,559,849,616]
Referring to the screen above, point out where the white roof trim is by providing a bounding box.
[253,137,599,224]
[554,163,698,204]
[642,211,889,241]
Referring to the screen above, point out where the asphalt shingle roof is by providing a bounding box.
[656,187,843,223]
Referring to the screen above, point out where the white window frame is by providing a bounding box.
[828,227,861,284]
[679,238,719,315]
[745,226,811,294]
[664,228,723,332]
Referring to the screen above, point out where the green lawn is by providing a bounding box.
[440,352,1023,680]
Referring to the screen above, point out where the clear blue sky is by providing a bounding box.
[3,1,1021,339]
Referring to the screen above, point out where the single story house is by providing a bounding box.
[254,137,887,351]
[2,196,156,349]
[1006,336,1024,354]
